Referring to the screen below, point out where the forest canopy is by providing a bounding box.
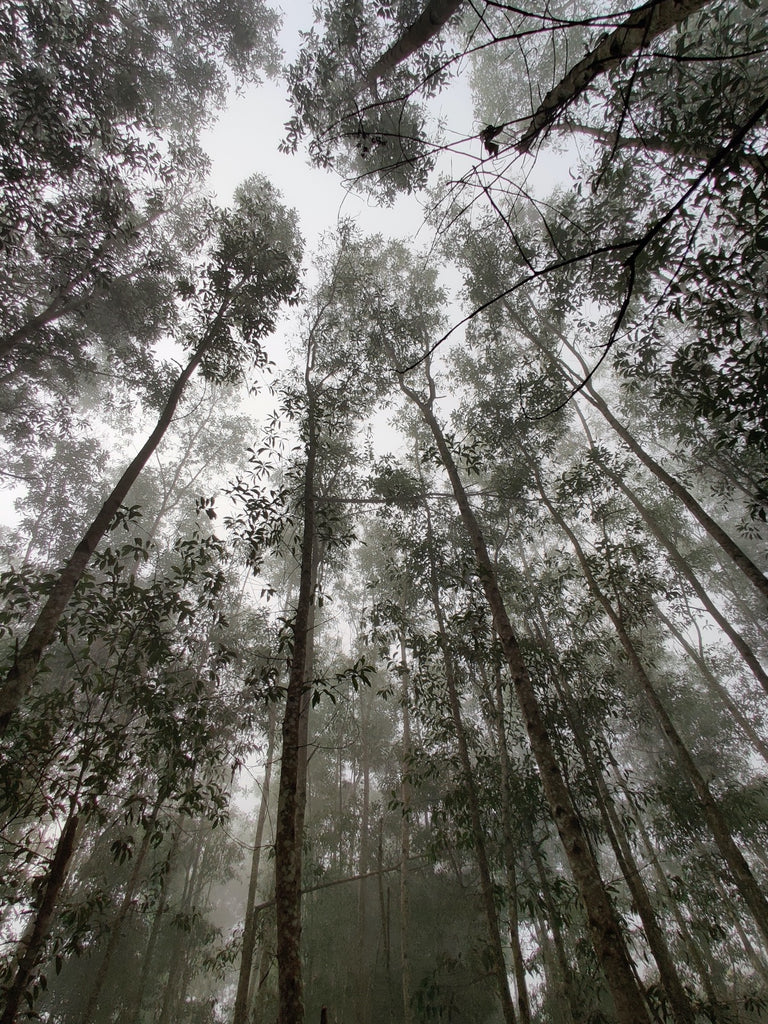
[1,2,768,1024]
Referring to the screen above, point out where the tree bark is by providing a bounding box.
[274,386,317,1024]
[538,478,768,947]
[549,665,696,1024]
[400,375,651,1024]
[510,307,768,606]
[0,312,225,733]
[362,0,464,92]
[517,0,713,151]
[421,491,518,1024]
[80,802,161,1024]
[233,707,278,1024]
[1,810,81,1024]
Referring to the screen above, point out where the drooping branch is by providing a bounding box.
[516,0,713,152]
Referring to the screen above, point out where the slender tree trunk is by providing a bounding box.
[602,450,768,694]
[537,478,768,946]
[517,0,714,151]
[421,489,518,1024]
[525,841,581,1023]
[274,386,317,1024]
[550,667,696,1024]
[398,632,414,1024]
[0,312,225,733]
[156,828,206,1024]
[233,707,278,1024]
[485,665,531,1024]
[605,751,726,1007]
[401,377,650,1024]
[80,802,161,1024]
[652,603,768,765]
[1,810,81,1024]
[512,308,768,605]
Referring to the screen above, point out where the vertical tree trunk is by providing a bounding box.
[538,478,768,946]
[274,385,317,1024]
[80,801,161,1024]
[398,631,414,1024]
[421,491,518,1024]
[484,664,531,1024]
[0,314,224,732]
[401,377,650,1024]
[233,707,278,1024]
[1,809,81,1024]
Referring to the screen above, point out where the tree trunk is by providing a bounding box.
[517,0,713,151]
[1,810,81,1024]
[233,707,278,1024]
[511,307,768,606]
[80,802,161,1024]
[0,314,224,733]
[274,385,317,1024]
[361,0,464,92]
[400,376,650,1024]
[538,478,768,946]
[421,491,517,1024]
[484,664,531,1024]
[398,632,414,1024]
[549,665,696,1024]
[652,603,768,765]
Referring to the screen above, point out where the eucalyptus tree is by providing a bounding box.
[0,176,302,733]
[0,509,249,1022]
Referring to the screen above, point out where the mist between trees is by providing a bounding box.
[1,1,767,1024]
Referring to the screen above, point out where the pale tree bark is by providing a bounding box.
[0,307,227,734]
[421,488,518,1024]
[233,706,278,1024]
[537,476,768,946]
[362,0,464,92]
[396,368,651,1024]
[517,0,713,151]
[1,808,81,1024]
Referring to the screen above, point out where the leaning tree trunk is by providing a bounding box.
[548,663,696,1024]
[570,403,768,695]
[233,706,278,1024]
[1,808,81,1024]
[538,479,768,947]
[511,307,768,607]
[274,389,317,1024]
[0,309,226,733]
[361,0,464,92]
[516,0,713,151]
[399,375,651,1024]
